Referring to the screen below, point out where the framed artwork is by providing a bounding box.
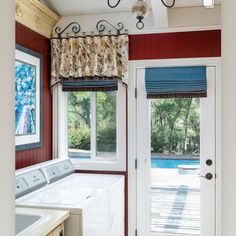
[15,44,42,151]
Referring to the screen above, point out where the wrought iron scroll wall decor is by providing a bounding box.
[53,20,127,38]
[54,22,81,38]
[96,20,124,34]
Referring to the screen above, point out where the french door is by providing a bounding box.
[136,66,216,236]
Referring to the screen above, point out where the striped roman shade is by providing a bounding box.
[145,66,207,99]
[61,79,118,92]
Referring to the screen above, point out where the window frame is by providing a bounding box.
[52,82,126,171]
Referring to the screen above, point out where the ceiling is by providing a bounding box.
[43,0,221,16]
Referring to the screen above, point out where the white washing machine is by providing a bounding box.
[15,159,124,236]
[42,160,125,236]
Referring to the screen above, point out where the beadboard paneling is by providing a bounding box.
[129,30,221,60]
[15,22,52,169]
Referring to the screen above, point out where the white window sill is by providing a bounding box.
[70,158,126,172]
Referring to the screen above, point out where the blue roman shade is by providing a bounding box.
[145,66,207,98]
[62,79,118,92]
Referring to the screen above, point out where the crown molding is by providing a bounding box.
[16,0,60,38]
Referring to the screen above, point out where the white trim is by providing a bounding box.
[136,68,150,236]
[215,59,221,236]
[128,57,221,68]
[52,84,58,159]
[52,83,68,160]
[58,85,68,159]
[91,92,96,160]
[128,57,221,236]
[200,66,216,235]
[128,62,138,236]
[116,82,127,170]
[128,25,221,35]
[53,82,127,171]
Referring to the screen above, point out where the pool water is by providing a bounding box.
[69,153,200,169]
[151,158,200,169]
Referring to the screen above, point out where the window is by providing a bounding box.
[67,91,117,161]
[53,83,126,171]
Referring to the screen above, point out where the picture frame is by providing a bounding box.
[15,44,43,151]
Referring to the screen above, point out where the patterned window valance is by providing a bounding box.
[50,34,129,90]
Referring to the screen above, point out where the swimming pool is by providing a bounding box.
[69,152,200,169]
[151,158,200,169]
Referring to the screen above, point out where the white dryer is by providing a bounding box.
[42,160,125,236]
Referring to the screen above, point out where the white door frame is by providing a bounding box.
[128,58,221,236]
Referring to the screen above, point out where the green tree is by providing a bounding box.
[96,91,116,153]
[151,98,200,156]
[68,92,200,158]
[67,91,116,153]
[67,92,91,151]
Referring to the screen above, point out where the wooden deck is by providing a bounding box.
[151,169,200,235]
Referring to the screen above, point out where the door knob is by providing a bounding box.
[206,159,213,166]
[199,173,213,180]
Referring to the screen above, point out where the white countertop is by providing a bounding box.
[16,207,70,236]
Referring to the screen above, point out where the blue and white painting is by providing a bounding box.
[15,60,36,135]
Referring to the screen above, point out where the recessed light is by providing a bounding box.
[203,0,215,8]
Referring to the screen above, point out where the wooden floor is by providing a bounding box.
[151,169,200,235]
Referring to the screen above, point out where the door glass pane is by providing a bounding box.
[67,91,91,160]
[96,91,116,158]
[151,98,200,235]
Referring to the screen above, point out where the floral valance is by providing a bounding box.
[50,34,129,89]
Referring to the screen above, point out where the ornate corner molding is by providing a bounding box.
[16,0,60,38]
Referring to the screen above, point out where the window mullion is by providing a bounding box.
[91,92,97,160]
[57,85,68,159]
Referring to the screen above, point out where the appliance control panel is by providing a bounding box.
[15,169,47,198]
[44,159,75,183]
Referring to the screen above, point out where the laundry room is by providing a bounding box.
[1,0,236,236]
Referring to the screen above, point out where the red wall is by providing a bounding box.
[15,22,52,169]
[129,30,221,60]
